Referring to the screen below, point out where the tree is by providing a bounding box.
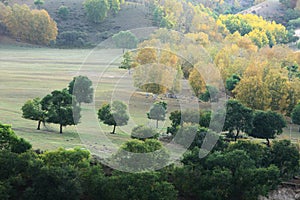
[0,123,31,153]
[34,0,44,9]
[119,51,133,72]
[223,100,253,141]
[291,103,300,132]
[41,89,81,134]
[199,85,219,102]
[68,75,93,106]
[112,31,138,53]
[21,98,45,130]
[188,68,206,97]
[109,0,120,15]
[131,125,159,140]
[83,0,109,23]
[58,6,70,20]
[147,101,167,128]
[225,74,240,95]
[98,101,129,134]
[249,110,286,146]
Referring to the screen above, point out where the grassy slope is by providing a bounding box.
[9,0,153,44]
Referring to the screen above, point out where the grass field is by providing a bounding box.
[0,45,299,154]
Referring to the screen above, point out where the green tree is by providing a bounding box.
[131,125,159,140]
[249,110,286,146]
[58,5,69,20]
[112,31,138,53]
[223,100,253,141]
[41,89,81,134]
[0,123,31,153]
[147,101,167,128]
[119,51,133,72]
[68,75,93,106]
[83,0,109,23]
[225,74,240,94]
[21,98,45,130]
[98,101,129,134]
[271,140,300,178]
[199,85,219,102]
[291,103,300,132]
[34,0,44,9]
[109,0,120,15]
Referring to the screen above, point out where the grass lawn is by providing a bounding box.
[0,45,206,154]
[1,45,298,154]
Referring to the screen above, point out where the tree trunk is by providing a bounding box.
[60,124,63,134]
[111,125,116,134]
[37,120,41,130]
[266,138,270,147]
[234,130,240,141]
[156,120,158,129]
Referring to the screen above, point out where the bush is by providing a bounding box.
[131,125,159,140]
[58,6,69,20]
[56,31,89,48]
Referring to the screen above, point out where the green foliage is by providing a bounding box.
[83,0,109,23]
[131,125,159,140]
[113,139,170,171]
[58,5,69,20]
[21,98,45,130]
[102,172,177,200]
[249,110,286,145]
[147,101,167,128]
[226,74,241,93]
[56,31,88,48]
[108,0,121,15]
[199,85,219,102]
[292,103,300,126]
[271,140,300,178]
[98,101,129,134]
[0,123,31,153]
[223,100,253,141]
[112,31,138,52]
[68,75,93,105]
[41,89,81,133]
[34,0,44,9]
[119,51,133,70]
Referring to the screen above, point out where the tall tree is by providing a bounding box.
[223,100,253,141]
[68,75,93,106]
[249,110,286,146]
[112,31,138,53]
[83,0,109,23]
[21,98,45,130]
[41,89,81,134]
[98,101,129,134]
[147,101,167,128]
[291,103,300,132]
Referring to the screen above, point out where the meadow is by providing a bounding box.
[0,45,299,153]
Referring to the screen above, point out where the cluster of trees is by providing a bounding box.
[1,121,299,200]
[21,76,93,133]
[0,3,57,45]
[83,0,124,23]
[218,14,291,47]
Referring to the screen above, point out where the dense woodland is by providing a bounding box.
[1,0,300,199]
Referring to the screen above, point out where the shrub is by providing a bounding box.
[58,6,70,20]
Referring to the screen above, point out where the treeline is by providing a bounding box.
[0,121,299,200]
[0,3,57,45]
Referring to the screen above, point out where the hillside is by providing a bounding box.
[7,0,154,45]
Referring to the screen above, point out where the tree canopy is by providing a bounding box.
[68,75,93,106]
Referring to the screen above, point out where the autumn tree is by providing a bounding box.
[68,75,93,106]
[41,89,81,134]
[249,110,286,146]
[3,4,57,44]
[188,68,206,97]
[98,101,129,134]
[21,98,45,130]
[83,0,109,23]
